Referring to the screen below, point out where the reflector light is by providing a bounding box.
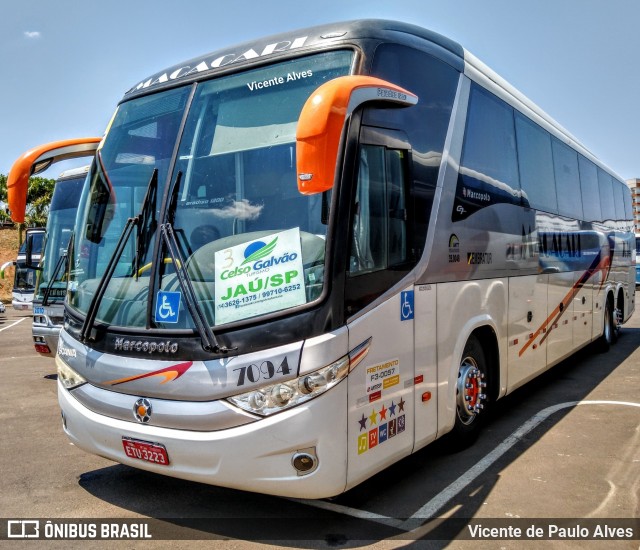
[35,344,51,354]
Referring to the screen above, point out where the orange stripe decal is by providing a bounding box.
[518,252,612,358]
[104,361,194,386]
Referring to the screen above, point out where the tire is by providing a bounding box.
[450,335,489,447]
[597,298,615,353]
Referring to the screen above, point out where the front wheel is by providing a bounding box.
[450,335,489,446]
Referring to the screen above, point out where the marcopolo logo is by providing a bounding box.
[114,338,179,354]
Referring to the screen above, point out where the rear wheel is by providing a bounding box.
[598,297,615,352]
[451,335,489,445]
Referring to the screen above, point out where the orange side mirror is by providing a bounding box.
[295,76,417,195]
[7,137,101,223]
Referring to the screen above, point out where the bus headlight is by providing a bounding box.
[228,355,349,416]
[56,355,87,390]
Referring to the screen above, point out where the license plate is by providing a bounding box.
[33,306,45,315]
[122,437,170,465]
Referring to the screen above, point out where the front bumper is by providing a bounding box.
[58,377,349,499]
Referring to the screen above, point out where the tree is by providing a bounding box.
[0,173,54,227]
[25,176,55,227]
[0,174,10,224]
[0,173,6,204]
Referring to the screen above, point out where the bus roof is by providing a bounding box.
[122,19,465,99]
[120,18,623,183]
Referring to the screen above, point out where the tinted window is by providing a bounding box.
[612,180,626,221]
[369,44,459,165]
[349,145,410,274]
[597,168,615,222]
[578,156,601,222]
[622,180,633,220]
[552,138,582,219]
[346,141,412,315]
[453,85,520,221]
[369,44,459,247]
[515,114,557,213]
[28,231,44,254]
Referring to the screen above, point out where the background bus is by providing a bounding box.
[32,165,90,356]
[10,229,44,310]
[7,20,634,499]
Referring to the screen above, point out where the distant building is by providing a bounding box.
[627,179,640,233]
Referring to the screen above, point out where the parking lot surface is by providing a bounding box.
[0,300,638,549]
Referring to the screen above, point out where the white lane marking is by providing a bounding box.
[400,400,640,531]
[291,400,640,533]
[287,497,404,529]
[0,317,28,332]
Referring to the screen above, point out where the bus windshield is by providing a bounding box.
[36,173,86,302]
[15,233,44,290]
[68,50,353,329]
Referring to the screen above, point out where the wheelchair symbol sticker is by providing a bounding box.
[155,291,181,324]
[400,290,414,321]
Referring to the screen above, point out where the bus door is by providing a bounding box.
[345,126,418,485]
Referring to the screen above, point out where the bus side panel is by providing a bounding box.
[435,279,507,437]
[573,270,593,349]
[546,272,576,366]
[345,290,415,491]
[413,283,438,452]
[506,274,548,393]
[626,266,636,320]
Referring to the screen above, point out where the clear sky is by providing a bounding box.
[1,0,638,180]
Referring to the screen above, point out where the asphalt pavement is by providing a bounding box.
[0,300,638,549]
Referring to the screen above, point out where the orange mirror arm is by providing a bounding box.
[7,137,101,223]
[296,76,418,195]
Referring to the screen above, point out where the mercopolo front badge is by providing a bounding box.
[133,398,152,423]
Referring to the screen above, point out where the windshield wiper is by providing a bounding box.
[42,246,69,307]
[79,169,158,343]
[158,173,234,354]
[134,169,158,279]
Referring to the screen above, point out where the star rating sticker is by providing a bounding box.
[398,397,405,412]
[368,408,378,426]
[389,401,397,416]
[358,413,367,432]
[379,403,388,420]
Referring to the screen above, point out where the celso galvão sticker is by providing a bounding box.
[214,228,306,324]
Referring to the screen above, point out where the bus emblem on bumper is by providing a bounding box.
[134,398,152,423]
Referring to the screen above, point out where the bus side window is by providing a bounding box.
[578,156,601,223]
[552,137,583,220]
[349,145,409,275]
[453,85,521,221]
[612,180,626,223]
[346,144,412,315]
[597,169,616,224]
[515,113,557,214]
